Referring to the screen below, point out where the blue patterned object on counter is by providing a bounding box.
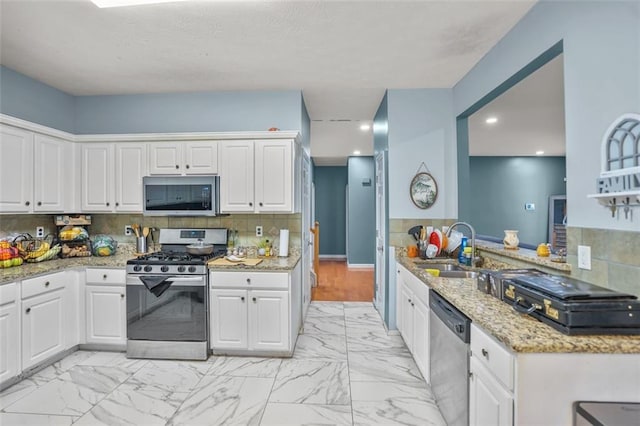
[92,235,118,256]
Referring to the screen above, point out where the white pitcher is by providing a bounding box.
[503,230,519,250]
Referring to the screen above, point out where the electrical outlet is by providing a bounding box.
[36,227,45,238]
[578,245,591,270]
[256,226,263,237]
[124,225,133,236]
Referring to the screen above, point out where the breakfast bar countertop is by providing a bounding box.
[396,252,640,355]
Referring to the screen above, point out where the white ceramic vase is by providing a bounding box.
[503,230,519,250]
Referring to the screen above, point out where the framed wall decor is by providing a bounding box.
[410,165,438,209]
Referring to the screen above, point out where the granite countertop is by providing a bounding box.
[208,254,301,272]
[397,253,640,355]
[1,245,301,285]
[476,240,571,272]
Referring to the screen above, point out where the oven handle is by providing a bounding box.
[126,276,206,287]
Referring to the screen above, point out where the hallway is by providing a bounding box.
[312,260,374,302]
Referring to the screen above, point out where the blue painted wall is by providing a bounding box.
[453,1,640,232]
[313,165,348,256]
[347,156,376,265]
[75,90,303,134]
[469,156,566,247]
[0,66,76,133]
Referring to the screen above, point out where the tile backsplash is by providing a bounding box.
[1,213,302,250]
[389,218,457,247]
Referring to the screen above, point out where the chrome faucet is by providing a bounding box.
[446,222,480,266]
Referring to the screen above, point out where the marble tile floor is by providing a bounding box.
[0,302,446,425]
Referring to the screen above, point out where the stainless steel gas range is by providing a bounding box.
[125,228,227,360]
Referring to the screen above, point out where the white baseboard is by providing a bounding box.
[319,255,347,260]
[347,263,374,269]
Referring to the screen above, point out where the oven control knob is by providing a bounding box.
[161,265,169,272]
[133,265,142,272]
[188,266,196,273]
[144,265,152,272]
[455,324,465,334]
[178,266,186,272]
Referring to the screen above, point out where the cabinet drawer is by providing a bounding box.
[21,272,66,299]
[210,271,289,289]
[86,268,126,285]
[0,282,18,305]
[471,324,514,390]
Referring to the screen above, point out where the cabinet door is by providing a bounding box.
[210,289,248,349]
[255,140,293,212]
[184,141,218,174]
[219,140,255,212]
[399,283,414,352]
[412,298,430,383]
[148,143,182,175]
[0,302,20,383]
[22,289,66,369]
[395,269,404,334]
[249,290,289,351]
[81,143,114,212]
[469,356,513,426]
[0,125,34,212]
[115,143,147,212]
[33,134,67,212]
[85,286,126,345]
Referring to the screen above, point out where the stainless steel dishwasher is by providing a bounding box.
[429,289,471,426]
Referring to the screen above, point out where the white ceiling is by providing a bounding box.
[468,54,565,156]
[0,0,537,164]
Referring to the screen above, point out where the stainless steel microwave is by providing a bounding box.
[143,176,220,216]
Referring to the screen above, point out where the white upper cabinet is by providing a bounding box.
[0,125,34,213]
[81,143,114,212]
[219,140,255,212]
[148,141,218,175]
[255,140,294,212]
[34,134,69,212]
[115,143,147,212]
[219,139,298,214]
[0,125,71,213]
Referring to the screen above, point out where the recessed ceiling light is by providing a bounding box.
[359,124,371,131]
[536,150,545,155]
[353,150,361,155]
[485,117,498,124]
[91,0,185,8]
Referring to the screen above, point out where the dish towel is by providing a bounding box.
[140,276,172,297]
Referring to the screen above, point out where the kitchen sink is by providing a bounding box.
[437,270,480,279]
[415,263,463,271]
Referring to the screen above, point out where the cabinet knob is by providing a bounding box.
[37,201,42,206]
[45,281,50,287]
[411,302,414,307]
[103,274,108,279]
[106,202,110,206]
[249,202,253,207]
[252,297,257,302]
[120,294,125,298]
[26,308,31,314]
[482,348,489,358]
[407,298,411,303]
[186,164,190,169]
[246,278,251,284]
[241,296,245,301]
[175,165,179,169]
[25,201,30,206]
[259,202,263,207]
[115,202,119,207]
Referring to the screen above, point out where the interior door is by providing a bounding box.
[374,152,387,316]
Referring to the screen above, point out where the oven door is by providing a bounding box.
[126,274,207,342]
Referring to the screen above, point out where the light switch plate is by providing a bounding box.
[256,226,263,237]
[578,245,591,270]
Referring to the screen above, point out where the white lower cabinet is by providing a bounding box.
[396,264,430,381]
[85,269,127,347]
[210,270,295,354]
[0,283,20,384]
[469,356,513,426]
[21,288,66,370]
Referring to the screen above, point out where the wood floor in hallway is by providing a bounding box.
[312,260,374,302]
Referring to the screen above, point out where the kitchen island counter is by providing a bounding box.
[397,253,640,354]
